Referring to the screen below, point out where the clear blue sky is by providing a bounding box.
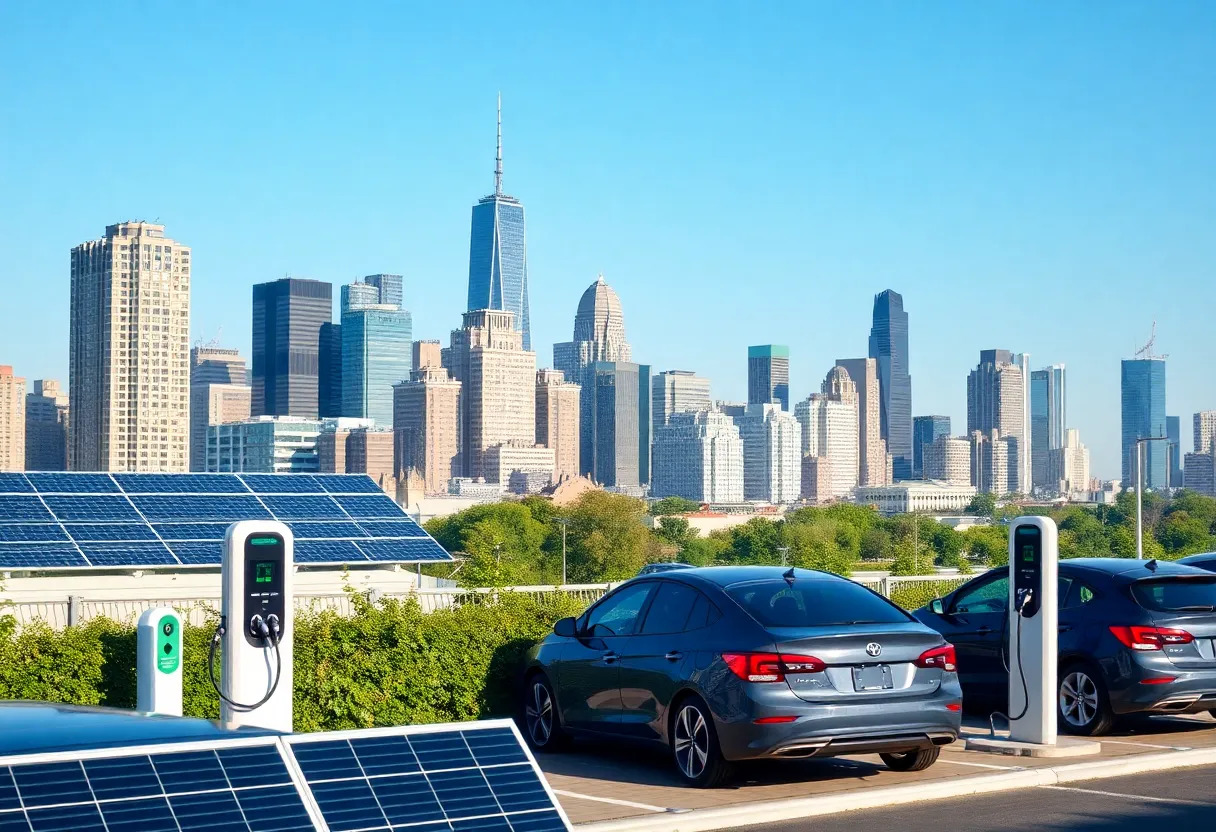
[2,2,1214,478]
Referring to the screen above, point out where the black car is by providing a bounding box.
[1179,552,1216,573]
[913,558,1216,735]
[523,566,962,787]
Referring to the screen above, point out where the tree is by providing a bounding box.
[784,521,857,576]
[680,535,730,566]
[723,517,782,564]
[963,524,1009,567]
[965,492,997,518]
[1155,511,1214,557]
[859,527,894,561]
[564,491,659,581]
[425,502,549,585]
[649,496,702,516]
[655,516,693,548]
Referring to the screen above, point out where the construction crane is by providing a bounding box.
[192,326,224,351]
[1134,321,1168,361]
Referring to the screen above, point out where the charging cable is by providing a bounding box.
[989,590,1033,736]
[208,613,283,712]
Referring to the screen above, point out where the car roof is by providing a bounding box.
[1063,558,1214,580]
[1179,552,1216,563]
[655,565,848,588]
[0,701,277,757]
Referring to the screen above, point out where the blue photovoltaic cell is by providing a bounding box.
[25,473,119,494]
[239,474,321,494]
[42,495,140,522]
[153,523,230,541]
[0,544,88,569]
[358,538,452,562]
[113,473,250,494]
[313,474,382,494]
[130,494,271,522]
[294,540,367,564]
[357,519,427,538]
[0,524,68,543]
[262,495,347,521]
[80,542,178,567]
[0,496,53,522]
[0,473,32,494]
[287,522,367,540]
[168,542,222,565]
[63,523,158,542]
[333,493,406,519]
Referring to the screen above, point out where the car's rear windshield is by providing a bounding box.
[725,579,909,628]
[1131,577,1216,612]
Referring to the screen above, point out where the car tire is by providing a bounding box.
[670,695,734,788]
[522,674,569,753]
[1058,663,1114,736]
[880,746,940,772]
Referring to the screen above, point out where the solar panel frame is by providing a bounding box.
[42,495,142,523]
[112,473,251,494]
[238,474,323,494]
[312,474,384,495]
[0,474,32,494]
[0,543,90,569]
[77,542,180,567]
[63,523,160,543]
[24,473,120,494]
[0,524,70,543]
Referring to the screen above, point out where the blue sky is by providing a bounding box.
[1,2,1214,478]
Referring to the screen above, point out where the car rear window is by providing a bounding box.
[1131,578,1216,612]
[725,579,909,628]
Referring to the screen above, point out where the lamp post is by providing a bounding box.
[1135,436,1170,560]
[555,517,570,586]
[777,546,790,567]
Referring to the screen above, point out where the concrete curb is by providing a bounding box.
[574,746,1216,831]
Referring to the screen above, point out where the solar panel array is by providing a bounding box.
[0,721,571,832]
[0,473,452,570]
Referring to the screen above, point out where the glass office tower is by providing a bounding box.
[912,415,951,479]
[1120,358,1167,489]
[747,345,790,411]
[1030,364,1066,490]
[869,290,912,480]
[341,306,412,428]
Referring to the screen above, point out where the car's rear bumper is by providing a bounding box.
[1108,661,1216,715]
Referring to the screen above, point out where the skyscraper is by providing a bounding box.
[24,379,69,472]
[0,366,25,472]
[70,222,190,471]
[747,345,790,411]
[924,435,971,486]
[868,290,912,479]
[251,277,332,418]
[589,361,651,488]
[1167,415,1182,488]
[467,96,531,350]
[317,322,342,418]
[1196,411,1216,455]
[1121,358,1167,489]
[967,349,1029,494]
[554,275,632,476]
[340,276,412,427]
[794,367,859,500]
[189,347,250,472]
[363,274,403,309]
[535,369,580,483]
[912,415,951,480]
[1030,365,1066,491]
[1049,428,1090,497]
[444,309,536,479]
[737,403,802,504]
[393,366,462,494]
[652,409,744,503]
[836,357,889,486]
[652,370,712,434]
[413,340,443,372]
[970,429,1017,496]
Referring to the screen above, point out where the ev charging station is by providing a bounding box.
[137,607,183,716]
[211,521,294,733]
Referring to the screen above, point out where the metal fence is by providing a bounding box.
[1,575,971,629]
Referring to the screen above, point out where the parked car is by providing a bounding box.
[522,566,962,787]
[636,562,696,576]
[913,558,1216,735]
[1179,552,1216,573]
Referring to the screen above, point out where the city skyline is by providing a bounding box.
[3,5,1215,478]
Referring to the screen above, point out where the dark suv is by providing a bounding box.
[913,558,1216,735]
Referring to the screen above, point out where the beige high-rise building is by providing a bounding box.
[413,340,443,372]
[483,442,555,486]
[70,222,190,471]
[836,357,889,486]
[443,309,536,480]
[393,366,462,493]
[794,367,859,500]
[0,366,26,472]
[25,379,69,471]
[1195,411,1216,456]
[1049,428,1090,497]
[346,428,396,489]
[535,368,580,482]
[924,435,971,486]
[189,348,251,471]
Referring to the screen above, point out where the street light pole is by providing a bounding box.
[777,546,790,566]
[1135,436,1170,560]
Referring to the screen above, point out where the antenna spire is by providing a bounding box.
[494,92,503,195]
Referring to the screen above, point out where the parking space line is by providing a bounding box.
[935,758,1024,770]
[552,789,672,813]
[1101,740,1191,751]
[1040,785,1212,807]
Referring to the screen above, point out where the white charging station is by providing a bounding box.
[137,607,183,716]
[212,520,294,733]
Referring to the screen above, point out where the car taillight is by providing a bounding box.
[1109,626,1194,651]
[915,644,957,672]
[721,652,826,682]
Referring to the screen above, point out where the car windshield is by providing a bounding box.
[1131,578,1216,612]
[726,579,909,628]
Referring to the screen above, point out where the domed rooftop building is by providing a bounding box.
[570,274,631,362]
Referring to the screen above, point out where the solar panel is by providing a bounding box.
[0,737,321,832]
[294,540,367,564]
[0,474,32,494]
[283,721,570,832]
[0,524,68,543]
[79,542,178,567]
[287,522,367,540]
[42,495,141,523]
[113,473,250,494]
[358,538,452,562]
[262,495,347,521]
[0,543,89,569]
[357,518,428,538]
[25,473,119,494]
[239,474,321,494]
[313,474,383,494]
[153,523,231,541]
[0,496,54,522]
[63,523,159,543]
[167,542,222,565]
[333,493,406,519]
[130,495,272,523]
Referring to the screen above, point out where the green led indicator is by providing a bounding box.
[156,615,179,674]
[250,536,279,546]
[255,562,275,584]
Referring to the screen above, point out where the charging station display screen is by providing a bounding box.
[1013,525,1042,617]
[254,562,275,584]
[242,532,286,647]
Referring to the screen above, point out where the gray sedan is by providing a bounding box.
[521,566,962,787]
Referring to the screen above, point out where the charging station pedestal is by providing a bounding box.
[137,607,182,716]
[966,516,1100,757]
[218,521,293,733]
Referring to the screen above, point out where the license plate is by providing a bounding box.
[852,665,894,692]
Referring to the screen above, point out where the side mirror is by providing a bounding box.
[553,617,577,638]
[930,599,945,616]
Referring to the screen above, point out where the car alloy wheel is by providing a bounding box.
[525,680,554,747]
[673,702,710,780]
[1059,670,1100,729]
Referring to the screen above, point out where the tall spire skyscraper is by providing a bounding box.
[869,289,912,480]
[467,95,531,350]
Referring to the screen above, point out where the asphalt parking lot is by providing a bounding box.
[538,713,1216,826]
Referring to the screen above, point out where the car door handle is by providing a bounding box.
[1059,625,1073,633]
[602,652,618,664]
[665,651,683,662]
[976,626,993,635]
